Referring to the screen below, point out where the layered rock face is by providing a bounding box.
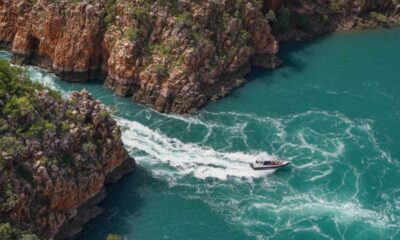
[0,0,280,113]
[103,0,280,113]
[0,0,399,114]
[0,0,103,81]
[0,61,135,239]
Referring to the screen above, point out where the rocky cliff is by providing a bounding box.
[0,60,135,239]
[264,0,400,41]
[0,0,280,113]
[0,0,399,114]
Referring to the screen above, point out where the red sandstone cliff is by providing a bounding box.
[0,0,398,114]
[0,0,280,113]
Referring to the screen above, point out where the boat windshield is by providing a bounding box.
[256,160,280,165]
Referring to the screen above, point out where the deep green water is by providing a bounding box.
[2,28,400,240]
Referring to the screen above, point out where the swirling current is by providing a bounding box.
[1,28,399,240]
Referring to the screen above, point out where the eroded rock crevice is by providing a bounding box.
[0,0,398,114]
[0,0,281,113]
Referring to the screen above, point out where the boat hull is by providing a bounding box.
[250,162,290,170]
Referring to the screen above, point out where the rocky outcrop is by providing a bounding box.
[0,0,280,113]
[0,0,103,81]
[264,0,400,41]
[0,0,398,114]
[0,61,135,239]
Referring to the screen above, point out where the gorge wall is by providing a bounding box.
[0,0,280,113]
[0,60,135,239]
[263,0,400,41]
[0,0,399,114]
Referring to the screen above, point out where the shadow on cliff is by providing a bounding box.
[75,166,166,240]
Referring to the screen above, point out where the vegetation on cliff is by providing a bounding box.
[0,0,398,238]
[264,0,400,40]
[0,60,134,239]
[102,0,280,113]
[0,0,279,113]
[0,0,399,114]
[0,222,39,240]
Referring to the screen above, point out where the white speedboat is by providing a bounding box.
[250,159,290,170]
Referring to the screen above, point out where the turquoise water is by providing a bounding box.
[2,28,400,240]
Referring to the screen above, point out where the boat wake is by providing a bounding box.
[116,117,278,180]
[115,110,400,239]
[3,50,399,239]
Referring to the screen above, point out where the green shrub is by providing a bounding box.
[65,109,74,119]
[124,27,143,41]
[152,64,168,78]
[26,119,57,138]
[38,156,49,165]
[48,89,63,102]
[329,0,349,12]
[104,0,117,28]
[157,0,178,10]
[0,60,32,102]
[131,6,147,23]
[175,12,192,27]
[61,122,70,133]
[20,234,40,240]
[83,142,96,154]
[0,223,18,240]
[150,41,178,56]
[239,30,251,41]
[370,12,388,23]
[0,223,39,240]
[0,136,24,157]
[4,96,34,119]
[100,110,110,120]
[0,119,10,133]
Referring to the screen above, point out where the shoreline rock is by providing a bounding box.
[55,156,135,240]
[0,0,280,114]
[268,0,400,42]
[0,1,398,113]
[0,61,135,240]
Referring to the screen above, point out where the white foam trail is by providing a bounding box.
[116,117,278,180]
[252,194,393,228]
[25,66,69,95]
[307,167,333,182]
